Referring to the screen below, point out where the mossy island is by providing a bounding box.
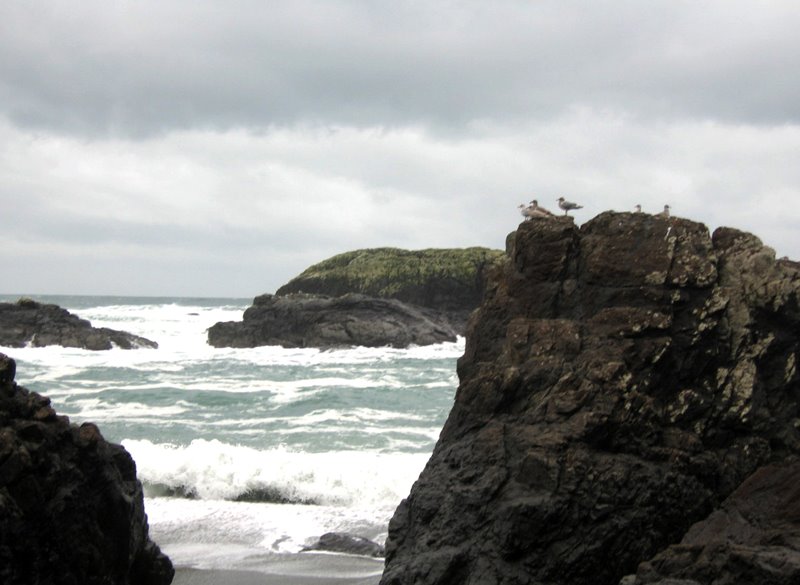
[209,246,504,349]
[277,246,505,312]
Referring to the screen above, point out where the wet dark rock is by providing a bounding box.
[380,212,800,585]
[0,352,173,585]
[208,293,459,349]
[626,460,800,585]
[0,298,158,350]
[302,532,386,558]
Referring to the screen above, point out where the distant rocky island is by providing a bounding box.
[380,212,800,585]
[0,298,158,350]
[0,353,173,584]
[208,246,504,349]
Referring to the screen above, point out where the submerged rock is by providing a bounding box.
[302,532,386,558]
[380,212,800,585]
[0,352,173,584]
[0,298,158,350]
[208,293,459,349]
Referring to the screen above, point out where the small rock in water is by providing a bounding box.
[302,532,385,558]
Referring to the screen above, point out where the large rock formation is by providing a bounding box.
[0,353,173,585]
[0,298,158,350]
[380,212,800,585]
[208,293,459,349]
[209,247,502,349]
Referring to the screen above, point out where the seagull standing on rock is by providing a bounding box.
[557,197,583,216]
[529,200,555,217]
[518,204,535,220]
[656,204,671,218]
[519,200,555,220]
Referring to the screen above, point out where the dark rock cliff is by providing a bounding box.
[0,353,173,585]
[380,212,800,585]
[0,299,158,350]
[208,293,459,349]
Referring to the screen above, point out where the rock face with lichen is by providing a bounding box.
[0,353,173,585]
[0,298,158,350]
[380,212,800,585]
[209,247,503,349]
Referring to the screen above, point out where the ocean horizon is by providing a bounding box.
[0,294,462,581]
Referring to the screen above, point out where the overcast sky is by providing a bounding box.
[2,1,799,298]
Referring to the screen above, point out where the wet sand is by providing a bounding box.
[171,552,383,585]
[173,568,380,584]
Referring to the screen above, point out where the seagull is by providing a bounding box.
[519,201,554,220]
[656,204,671,218]
[634,204,642,213]
[529,199,555,217]
[557,197,583,216]
[519,203,539,220]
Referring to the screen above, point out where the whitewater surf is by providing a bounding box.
[0,294,461,576]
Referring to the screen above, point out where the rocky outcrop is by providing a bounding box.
[380,212,800,585]
[0,299,158,350]
[626,460,800,585]
[0,353,173,585]
[208,293,459,349]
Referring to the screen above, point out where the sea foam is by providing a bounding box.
[124,438,429,508]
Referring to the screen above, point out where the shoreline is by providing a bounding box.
[174,568,381,585]
[171,552,383,585]
[173,568,380,585]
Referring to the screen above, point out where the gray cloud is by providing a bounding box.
[1,1,799,297]
[2,1,799,139]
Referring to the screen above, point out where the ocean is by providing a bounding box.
[0,295,462,580]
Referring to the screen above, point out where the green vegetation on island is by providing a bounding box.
[276,247,505,312]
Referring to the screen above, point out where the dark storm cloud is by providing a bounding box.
[1,1,799,139]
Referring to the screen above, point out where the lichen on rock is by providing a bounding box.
[380,211,800,585]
